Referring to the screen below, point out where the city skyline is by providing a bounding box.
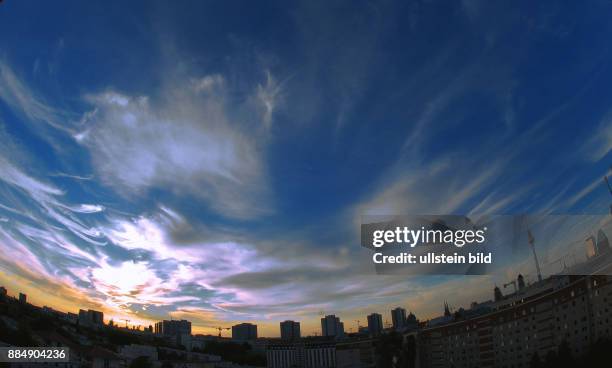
[1,1,612,339]
[0,284,422,338]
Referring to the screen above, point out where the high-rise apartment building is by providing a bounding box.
[321,315,344,338]
[232,323,258,341]
[391,307,407,330]
[280,320,301,340]
[367,313,383,336]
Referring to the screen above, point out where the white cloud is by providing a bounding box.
[90,260,199,309]
[191,75,224,93]
[100,207,277,287]
[255,71,282,129]
[0,60,67,132]
[0,156,108,258]
[0,157,64,199]
[357,156,503,218]
[467,191,518,219]
[78,84,273,219]
[585,114,612,162]
[0,57,279,220]
[566,174,607,208]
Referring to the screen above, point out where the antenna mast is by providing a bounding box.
[528,230,543,282]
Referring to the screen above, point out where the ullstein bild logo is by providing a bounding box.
[360,215,493,275]
[361,214,612,276]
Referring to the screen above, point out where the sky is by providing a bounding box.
[0,0,611,337]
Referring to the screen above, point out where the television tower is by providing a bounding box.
[605,166,612,215]
[528,230,543,282]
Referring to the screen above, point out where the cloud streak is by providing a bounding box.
[77,80,273,219]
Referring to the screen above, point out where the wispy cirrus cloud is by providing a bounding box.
[76,79,274,219]
[0,149,280,324]
[0,60,71,133]
[254,71,283,130]
[356,155,507,218]
[565,168,611,209]
[0,57,293,329]
[584,112,612,162]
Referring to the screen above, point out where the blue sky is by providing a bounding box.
[0,0,611,336]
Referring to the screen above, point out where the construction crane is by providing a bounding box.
[549,240,581,272]
[503,280,517,293]
[206,326,230,337]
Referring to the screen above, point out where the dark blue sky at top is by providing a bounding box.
[0,0,612,328]
[2,1,611,229]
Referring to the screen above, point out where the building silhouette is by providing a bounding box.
[517,274,526,290]
[154,319,191,336]
[406,312,418,330]
[367,313,383,336]
[78,309,104,327]
[232,323,257,341]
[494,286,503,301]
[154,319,192,346]
[391,307,407,330]
[418,275,612,368]
[280,320,301,340]
[321,315,345,338]
[266,339,375,368]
